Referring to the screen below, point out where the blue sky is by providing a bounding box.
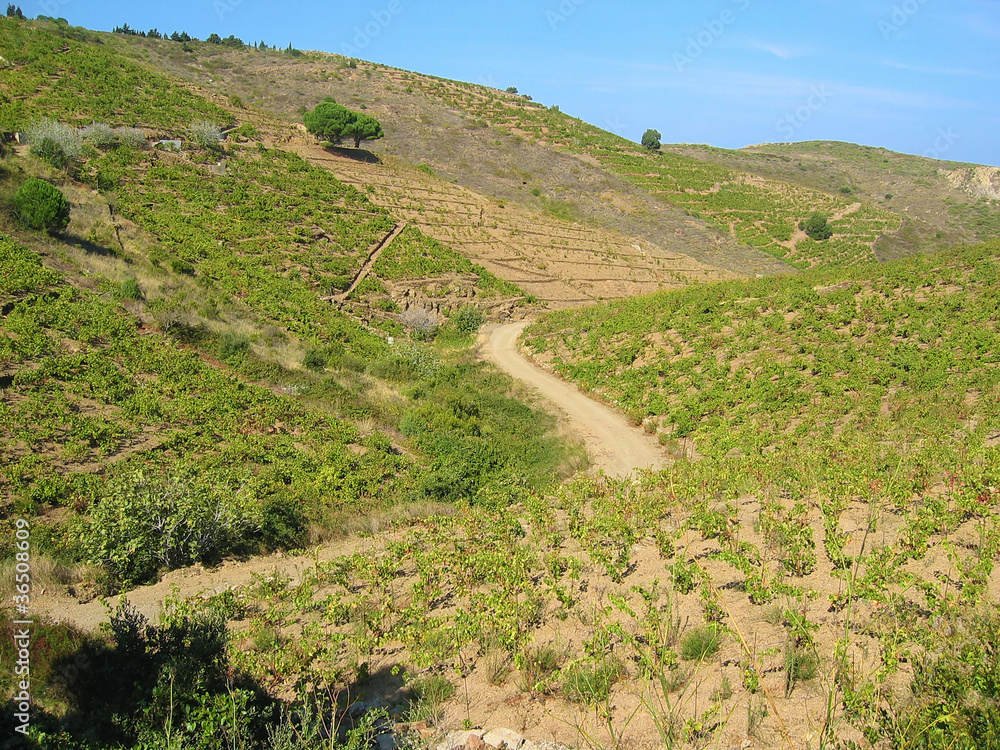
[49,0,1000,166]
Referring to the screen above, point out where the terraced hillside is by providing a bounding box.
[110,35,795,280]
[122,37,996,274]
[5,16,1000,750]
[301,146,736,308]
[664,141,1000,260]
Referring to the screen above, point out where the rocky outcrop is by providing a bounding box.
[943,166,1000,201]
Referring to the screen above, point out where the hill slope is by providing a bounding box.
[3,16,1000,750]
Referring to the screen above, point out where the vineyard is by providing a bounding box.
[302,146,736,308]
[3,14,1000,750]
[0,17,231,133]
[87,144,403,341]
[357,72,903,270]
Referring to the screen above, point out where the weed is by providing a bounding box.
[679,626,722,662]
[562,658,623,704]
[407,674,455,726]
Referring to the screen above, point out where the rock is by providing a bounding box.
[436,731,483,750]
[483,729,524,749]
[466,734,487,750]
[375,734,395,750]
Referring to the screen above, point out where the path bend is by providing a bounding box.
[484,321,665,477]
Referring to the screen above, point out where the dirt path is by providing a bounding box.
[483,321,665,477]
[32,323,662,631]
[331,221,407,302]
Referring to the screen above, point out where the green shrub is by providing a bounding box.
[81,122,116,149]
[799,212,833,241]
[303,348,327,372]
[84,470,262,585]
[13,178,71,233]
[407,675,454,724]
[516,645,563,694]
[219,332,251,363]
[452,306,484,334]
[31,137,70,168]
[188,119,223,149]
[563,659,623,704]
[24,118,83,165]
[118,277,141,300]
[170,258,196,275]
[259,495,307,550]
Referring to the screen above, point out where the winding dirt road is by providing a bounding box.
[484,321,665,477]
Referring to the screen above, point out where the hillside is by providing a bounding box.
[115,35,999,276]
[2,14,1000,750]
[664,141,1000,260]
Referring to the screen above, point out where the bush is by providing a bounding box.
[563,659,623,704]
[84,470,262,585]
[170,257,195,275]
[452,306,484,334]
[114,126,147,149]
[81,122,116,149]
[13,178,71,233]
[219,332,251,363]
[799,212,833,241]
[24,118,83,164]
[401,306,438,340]
[30,137,70,168]
[259,495,307,550]
[303,348,327,372]
[187,119,223,149]
[118,277,142,300]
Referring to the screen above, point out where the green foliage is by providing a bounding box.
[303,100,384,149]
[303,348,327,372]
[370,226,522,298]
[0,18,231,132]
[799,211,833,240]
[91,146,394,345]
[187,119,223,149]
[524,240,1000,514]
[407,674,455,723]
[13,178,70,233]
[452,306,484,334]
[117,277,142,300]
[84,469,262,585]
[679,626,722,661]
[890,606,1000,750]
[641,128,661,151]
[30,137,69,168]
[401,361,570,504]
[563,658,622,704]
[218,332,251,363]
